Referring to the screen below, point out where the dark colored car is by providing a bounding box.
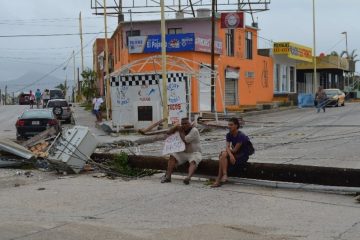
[49,89,65,100]
[18,93,31,105]
[15,109,60,140]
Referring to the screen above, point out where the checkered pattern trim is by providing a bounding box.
[110,73,187,87]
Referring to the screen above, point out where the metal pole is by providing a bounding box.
[77,68,81,96]
[161,0,168,127]
[103,0,111,121]
[79,12,85,74]
[210,0,216,112]
[73,50,76,103]
[313,0,317,92]
[4,85,7,106]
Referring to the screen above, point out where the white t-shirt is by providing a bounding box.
[93,97,104,110]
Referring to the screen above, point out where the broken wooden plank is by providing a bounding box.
[138,118,166,135]
[21,127,58,147]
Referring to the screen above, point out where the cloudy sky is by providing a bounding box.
[0,0,358,89]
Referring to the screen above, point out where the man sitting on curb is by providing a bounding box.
[161,118,202,185]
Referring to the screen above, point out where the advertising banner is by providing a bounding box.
[194,33,223,55]
[274,42,313,62]
[221,12,245,29]
[128,33,195,54]
[128,33,223,55]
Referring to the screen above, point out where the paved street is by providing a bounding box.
[0,105,28,140]
[0,173,359,240]
[1,104,360,240]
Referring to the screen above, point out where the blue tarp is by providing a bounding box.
[298,94,315,108]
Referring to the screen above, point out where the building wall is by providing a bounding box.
[273,55,297,94]
[93,39,114,96]
[109,18,273,112]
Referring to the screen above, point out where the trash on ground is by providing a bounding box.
[0,139,35,160]
[21,127,58,148]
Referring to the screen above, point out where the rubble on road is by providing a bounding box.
[0,126,98,174]
[0,139,35,160]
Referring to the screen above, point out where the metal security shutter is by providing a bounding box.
[225,78,237,106]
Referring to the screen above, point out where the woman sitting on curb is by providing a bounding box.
[211,117,252,188]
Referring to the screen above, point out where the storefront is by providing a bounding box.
[272,42,312,94]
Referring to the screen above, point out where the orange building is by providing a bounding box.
[103,13,273,113]
[92,38,114,96]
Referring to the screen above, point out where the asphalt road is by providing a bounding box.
[0,105,28,140]
[0,104,360,240]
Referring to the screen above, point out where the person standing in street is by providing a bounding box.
[315,86,327,113]
[42,89,50,108]
[29,90,35,109]
[35,89,42,108]
[161,118,202,185]
[92,95,104,123]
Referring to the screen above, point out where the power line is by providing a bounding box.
[0,32,107,38]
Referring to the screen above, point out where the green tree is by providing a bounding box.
[55,80,69,97]
[81,68,98,102]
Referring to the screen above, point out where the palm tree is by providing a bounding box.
[340,50,359,91]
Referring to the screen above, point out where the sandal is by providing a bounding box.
[183,178,190,185]
[210,182,222,188]
[220,175,228,183]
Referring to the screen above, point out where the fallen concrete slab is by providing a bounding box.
[91,153,360,187]
[0,139,35,160]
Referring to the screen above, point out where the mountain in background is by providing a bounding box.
[0,71,72,95]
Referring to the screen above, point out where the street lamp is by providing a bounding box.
[341,31,348,55]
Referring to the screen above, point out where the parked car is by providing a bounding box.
[324,89,345,107]
[49,89,65,100]
[45,99,73,123]
[15,109,60,140]
[18,93,31,105]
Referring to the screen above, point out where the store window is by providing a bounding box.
[245,31,253,59]
[226,29,235,57]
[274,64,280,92]
[290,66,295,92]
[168,28,183,34]
[126,30,141,47]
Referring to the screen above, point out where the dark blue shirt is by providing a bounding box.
[226,131,249,157]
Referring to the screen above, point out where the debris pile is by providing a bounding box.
[29,142,50,158]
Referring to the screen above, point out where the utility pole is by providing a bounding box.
[312,0,317,92]
[0,89,2,105]
[79,12,85,75]
[77,67,81,96]
[73,50,76,103]
[4,85,7,106]
[210,0,216,112]
[161,0,168,127]
[103,0,111,121]
[12,92,14,105]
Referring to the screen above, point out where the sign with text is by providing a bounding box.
[162,132,186,155]
[128,33,195,54]
[128,33,223,55]
[273,42,313,62]
[221,12,245,29]
[194,33,223,55]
